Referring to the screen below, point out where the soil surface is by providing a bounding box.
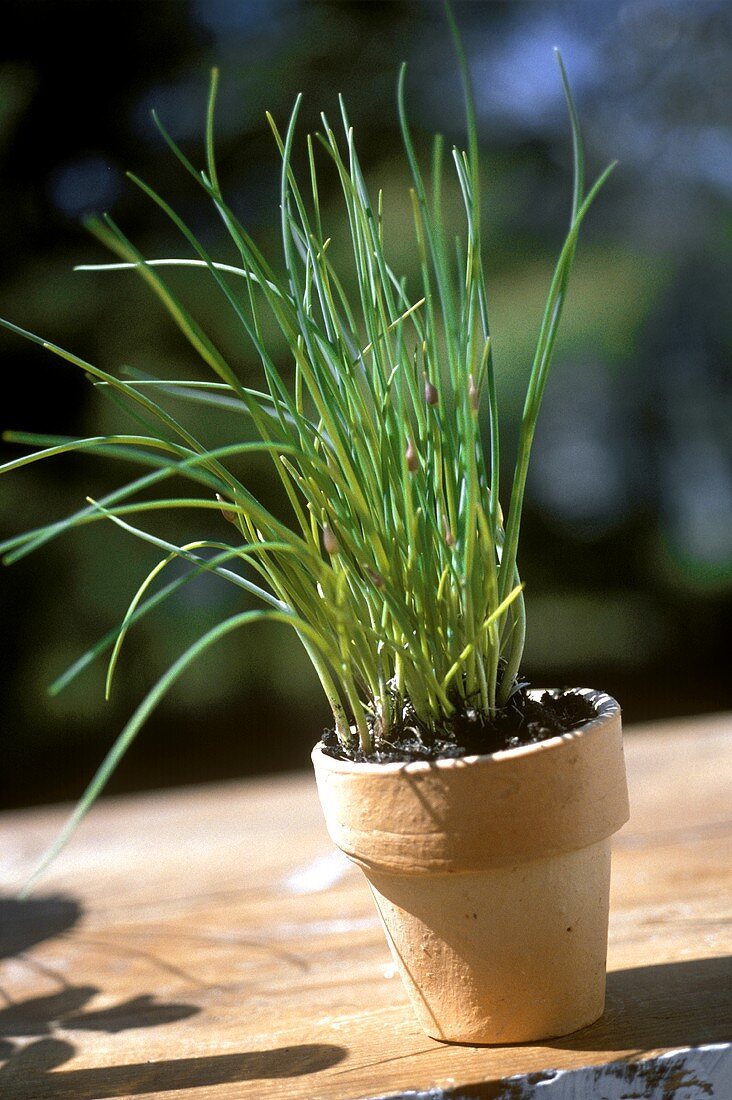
[321,686,597,763]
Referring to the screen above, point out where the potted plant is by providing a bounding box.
[1,10,628,1045]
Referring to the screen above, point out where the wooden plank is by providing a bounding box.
[0,713,730,1099]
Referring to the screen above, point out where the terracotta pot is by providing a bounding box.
[312,688,629,1044]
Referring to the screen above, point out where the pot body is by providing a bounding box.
[312,689,629,1044]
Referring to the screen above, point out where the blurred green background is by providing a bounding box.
[1,0,730,809]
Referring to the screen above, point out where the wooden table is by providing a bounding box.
[0,713,730,1099]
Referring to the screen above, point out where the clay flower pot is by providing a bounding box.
[312,689,629,1044]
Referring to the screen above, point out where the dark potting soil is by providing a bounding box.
[321,686,597,764]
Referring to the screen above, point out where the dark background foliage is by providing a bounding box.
[1,0,730,809]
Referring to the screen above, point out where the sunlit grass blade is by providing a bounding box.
[19,604,341,897]
[48,541,270,696]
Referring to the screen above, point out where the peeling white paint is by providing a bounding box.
[367,1043,732,1100]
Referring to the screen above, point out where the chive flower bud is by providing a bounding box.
[423,374,438,406]
[322,524,340,555]
[216,493,238,525]
[405,438,418,472]
[468,375,480,411]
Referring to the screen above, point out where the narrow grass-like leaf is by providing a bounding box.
[2,10,614,891]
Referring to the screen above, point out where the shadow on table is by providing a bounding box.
[0,894,210,1095]
[549,955,732,1052]
[0,1041,348,1097]
[0,895,199,1039]
[0,896,347,1095]
[0,894,82,957]
[0,984,200,1039]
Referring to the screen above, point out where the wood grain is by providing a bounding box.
[0,713,730,1099]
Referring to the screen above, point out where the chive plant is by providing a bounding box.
[1,26,613,879]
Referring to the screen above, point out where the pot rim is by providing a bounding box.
[312,687,620,775]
